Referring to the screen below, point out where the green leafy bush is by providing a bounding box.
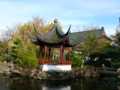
[13,38,38,68]
[17,46,37,68]
[71,51,84,68]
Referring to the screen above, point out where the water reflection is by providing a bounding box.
[71,78,119,90]
[0,76,120,90]
[0,77,9,90]
[41,80,71,90]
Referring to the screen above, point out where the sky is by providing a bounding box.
[0,0,120,38]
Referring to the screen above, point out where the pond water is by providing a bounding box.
[0,76,120,90]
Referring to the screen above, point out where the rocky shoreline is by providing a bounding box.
[0,62,120,80]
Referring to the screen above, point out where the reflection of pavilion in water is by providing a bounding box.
[0,77,119,90]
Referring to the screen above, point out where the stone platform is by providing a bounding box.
[42,64,71,71]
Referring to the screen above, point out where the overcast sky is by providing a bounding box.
[0,0,120,37]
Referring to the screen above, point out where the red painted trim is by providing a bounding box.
[38,59,72,65]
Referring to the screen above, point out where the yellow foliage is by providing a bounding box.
[10,17,54,48]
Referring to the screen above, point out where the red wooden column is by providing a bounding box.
[68,48,72,64]
[60,45,64,64]
[44,46,49,64]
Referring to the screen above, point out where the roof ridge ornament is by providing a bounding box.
[53,18,71,37]
[54,18,58,24]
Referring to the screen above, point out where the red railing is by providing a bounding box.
[38,59,72,65]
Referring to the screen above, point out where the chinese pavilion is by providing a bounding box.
[32,19,73,71]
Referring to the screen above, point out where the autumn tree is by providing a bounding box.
[6,17,54,68]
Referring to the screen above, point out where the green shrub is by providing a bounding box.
[71,51,84,68]
[16,47,37,68]
[9,38,38,69]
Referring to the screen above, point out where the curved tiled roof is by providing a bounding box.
[32,20,71,47]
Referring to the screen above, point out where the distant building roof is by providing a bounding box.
[69,27,106,46]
